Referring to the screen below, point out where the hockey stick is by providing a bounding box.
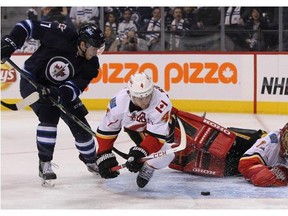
[1,91,40,111]
[6,59,97,135]
[110,117,187,172]
[4,58,128,159]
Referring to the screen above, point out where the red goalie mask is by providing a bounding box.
[280,123,288,156]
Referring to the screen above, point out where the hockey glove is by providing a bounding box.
[125,146,148,173]
[96,152,119,179]
[270,165,288,186]
[37,85,60,103]
[251,165,288,187]
[1,35,18,63]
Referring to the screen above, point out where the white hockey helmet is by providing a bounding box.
[127,73,154,98]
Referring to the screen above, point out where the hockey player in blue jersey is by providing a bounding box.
[1,20,105,186]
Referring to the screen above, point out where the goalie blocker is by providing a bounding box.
[169,108,266,177]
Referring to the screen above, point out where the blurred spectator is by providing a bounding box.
[166,7,190,50]
[15,7,40,53]
[225,7,249,26]
[27,7,38,21]
[105,11,118,34]
[283,7,288,51]
[41,7,74,29]
[182,7,198,31]
[244,7,269,51]
[145,7,161,51]
[130,7,153,32]
[224,7,251,51]
[117,8,138,42]
[260,7,279,50]
[196,7,220,31]
[69,7,100,31]
[104,26,119,52]
[104,7,122,21]
[119,31,148,51]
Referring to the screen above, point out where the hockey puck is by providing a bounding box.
[201,191,210,196]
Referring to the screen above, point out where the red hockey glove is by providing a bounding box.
[270,165,288,186]
[251,165,288,187]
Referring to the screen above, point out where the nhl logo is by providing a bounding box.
[45,56,74,84]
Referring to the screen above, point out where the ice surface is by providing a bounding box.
[1,110,288,213]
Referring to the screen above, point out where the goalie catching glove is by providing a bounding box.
[251,165,288,187]
[96,151,119,179]
[125,146,148,172]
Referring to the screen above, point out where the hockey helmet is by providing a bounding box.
[280,123,288,155]
[78,24,105,49]
[127,73,154,98]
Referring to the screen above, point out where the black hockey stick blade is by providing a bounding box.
[1,92,39,111]
[1,100,18,111]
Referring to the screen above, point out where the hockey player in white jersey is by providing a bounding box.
[95,72,175,188]
[238,123,288,187]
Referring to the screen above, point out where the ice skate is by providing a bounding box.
[39,160,58,187]
[86,162,99,175]
[79,154,99,175]
[136,162,155,188]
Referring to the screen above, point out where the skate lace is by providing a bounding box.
[139,163,154,181]
[42,162,59,174]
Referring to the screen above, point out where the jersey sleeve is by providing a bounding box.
[238,153,266,180]
[141,94,173,154]
[146,97,172,141]
[238,132,287,186]
[96,97,123,154]
[10,20,78,51]
[238,134,273,179]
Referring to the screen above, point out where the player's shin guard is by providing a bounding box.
[76,138,98,173]
[37,123,57,161]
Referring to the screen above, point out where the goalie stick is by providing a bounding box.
[110,117,187,172]
[1,91,40,111]
[4,58,128,160]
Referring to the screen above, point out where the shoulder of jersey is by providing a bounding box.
[268,131,280,144]
[108,89,130,113]
[153,88,172,105]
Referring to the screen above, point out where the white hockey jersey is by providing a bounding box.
[96,87,172,153]
[243,131,288,167]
